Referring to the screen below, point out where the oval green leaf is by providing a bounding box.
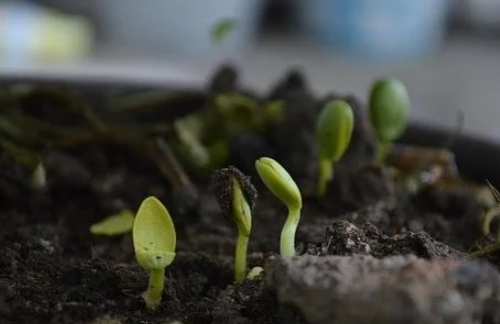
[369,79,410,143]
[315,100,354,162]
[90,209,134,236]
[133,197,176,270]
[211,18,237,45]
[255,157,302,210]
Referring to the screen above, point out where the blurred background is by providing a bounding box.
[1,0,500,140]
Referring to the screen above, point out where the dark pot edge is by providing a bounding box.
[1,75,497,187]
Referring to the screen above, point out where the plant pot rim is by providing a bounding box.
[1,74,498,187]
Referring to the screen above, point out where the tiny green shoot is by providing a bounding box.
[90,209,135,236]
[247,266,264,280]
[133,197,176,310]
[31,162,47,191]
[369,78,410,163]
[482,180,500,238]
[315,100,354,197]
[211,166,257,282]
[470,181,500,258]
[255,157,302,257]
[211,18,237,45]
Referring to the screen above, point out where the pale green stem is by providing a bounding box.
[469,242,500,258]
[142,268,165,310]
[317,158,333,197]
[280,207,301,257]
[235,228,249,283]
[376,141,392,164]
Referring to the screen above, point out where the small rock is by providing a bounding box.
[266,255,500,324]
[300,220,464,259]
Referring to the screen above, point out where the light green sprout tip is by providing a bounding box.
[133,196,176,310]
[315,100,354,196]
[90,209,134,236]
[211,166,257,282]
[247,266,264,280]
[211,18,237,45]
[369,78,410,163]
[255,157,302,257]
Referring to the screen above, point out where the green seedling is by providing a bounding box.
[315,100,354,197]
[369,78,410,163]
[90,209,135,236]
[133,197,176,310]
[211,18,237,45]
[31,162,47,191]
[211,166,257,282]
[247,266,264,280]
[470,181,500,258]
[482,180,500,238]
[255,157,302,257]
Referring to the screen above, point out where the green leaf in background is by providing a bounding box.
[90,209,135,236]
[211,18,237,45]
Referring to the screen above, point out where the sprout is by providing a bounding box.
[315,100,354,197]
[211,18,237,45]
[133,197,176,310]
[211,166,257,282]
[247,266,264,280]
[482,180,500,238]
[255,157,302,256]
[369,78,410,163]
[90,209,134,236]
[31,162,47,191]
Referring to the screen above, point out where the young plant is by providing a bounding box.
[255,157,302,257]
[211,166,257,282]
[369,78,410,163]
[90,209,134,236]
[482,180,500,238]
[211,18,237,45]
[133,196,176,310]
[315,100,354,197]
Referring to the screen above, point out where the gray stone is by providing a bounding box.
[266,255,500,324]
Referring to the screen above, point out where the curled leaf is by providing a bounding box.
[133,197,176,270]
[255,157,302,210]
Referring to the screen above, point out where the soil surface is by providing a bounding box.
[0,66,494,324]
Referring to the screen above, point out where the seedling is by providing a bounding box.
[211,18,237,45]
[247,266,264,280]
[31,162,47,191]
[255,157,302,256]
[133,197,176,310]
[90,209,135,236]
[482,180,500,238]
[315,100,354,197]
[211,166,257,282]
[369,78,410,163]
[470,181,500,258]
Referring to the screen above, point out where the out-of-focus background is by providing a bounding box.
[1,0,500,140]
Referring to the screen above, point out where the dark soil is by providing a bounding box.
[0,66,491,324]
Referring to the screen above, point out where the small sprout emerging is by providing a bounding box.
[90,209,135,236]
[369,78,410,163]
[470,181,500,258]
[255,157,302,256]
[31,162,47,191]
[315,100,354,197]
[247,266,264,280]
[211,166,257,282]
[482,180,500,238]
[211,18,237,45]
[133,197,176,310]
